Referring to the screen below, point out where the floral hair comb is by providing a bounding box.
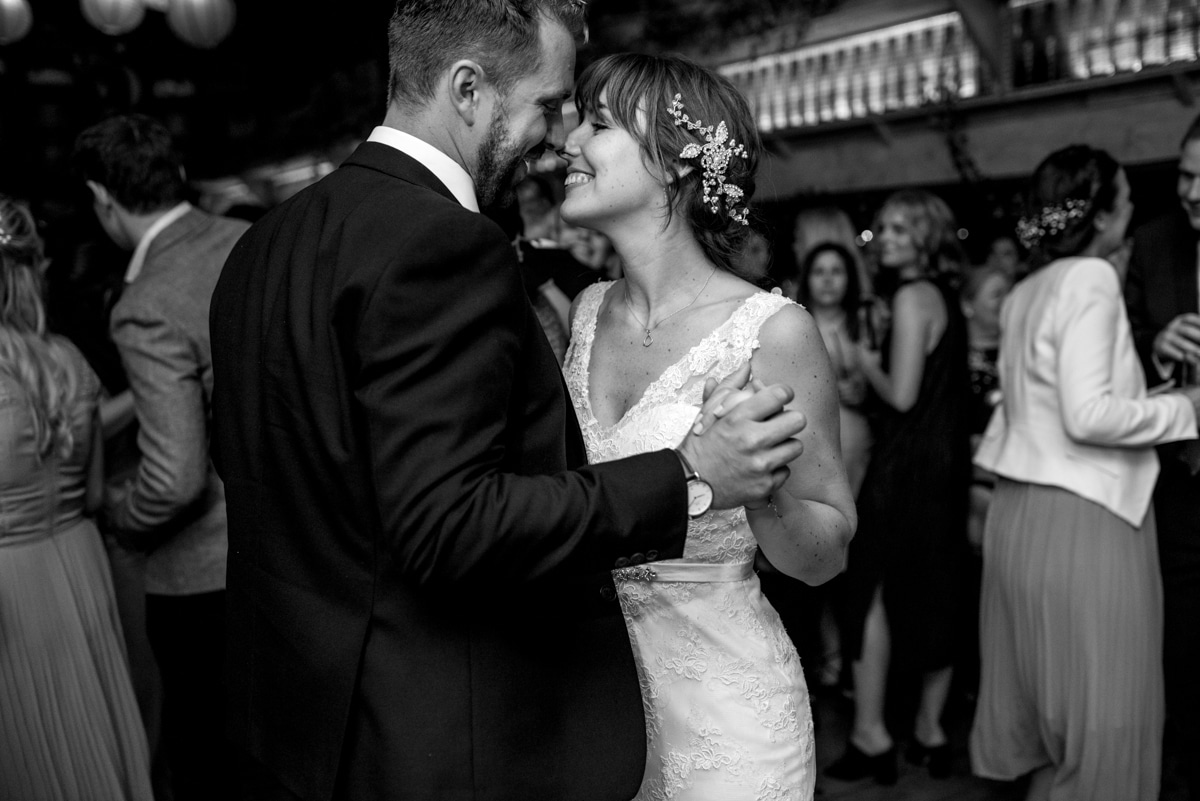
[1016,197,1090,250]
[668,93,750,226]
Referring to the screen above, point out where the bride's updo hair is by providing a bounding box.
[573,53,760,278]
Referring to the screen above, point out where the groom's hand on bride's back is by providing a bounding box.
[677,362,807,510]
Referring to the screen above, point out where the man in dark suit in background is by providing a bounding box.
[210,2,808,800]
[1125,112,1200,801]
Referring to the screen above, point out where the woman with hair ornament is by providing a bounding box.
[559,52,856,799]
[970,145,1200,801]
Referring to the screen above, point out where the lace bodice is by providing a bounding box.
[563,281,795,565]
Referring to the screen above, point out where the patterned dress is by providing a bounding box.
[564,282,815,801]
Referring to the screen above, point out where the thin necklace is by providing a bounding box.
[624,269,716,347]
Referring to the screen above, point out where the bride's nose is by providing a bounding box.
[562,123,587,158]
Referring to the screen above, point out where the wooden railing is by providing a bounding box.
[718,0,1200,135]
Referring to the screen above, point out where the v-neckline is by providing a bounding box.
[581,281,756,431]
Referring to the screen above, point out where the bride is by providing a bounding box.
[560,53,857,800]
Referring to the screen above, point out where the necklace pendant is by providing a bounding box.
[642,330,653,347]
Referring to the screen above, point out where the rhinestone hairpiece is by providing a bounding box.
[668,93,750,226]
[0,228,11,247]
[1016,198,1091,250]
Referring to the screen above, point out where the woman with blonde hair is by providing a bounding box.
[0,195,152,800]
[827,189,972,785]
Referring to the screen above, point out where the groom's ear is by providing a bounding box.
[447,59,487,126]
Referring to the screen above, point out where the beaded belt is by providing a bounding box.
[615,560,755,583]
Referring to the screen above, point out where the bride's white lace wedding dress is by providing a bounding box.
[564,282,816,801]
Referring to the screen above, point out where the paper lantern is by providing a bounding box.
[0,0,33,45]
[166,0,235,49]
[80,0,145,36]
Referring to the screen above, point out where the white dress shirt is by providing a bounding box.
[366,126,479,213]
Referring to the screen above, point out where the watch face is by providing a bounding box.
[687,480,714,517]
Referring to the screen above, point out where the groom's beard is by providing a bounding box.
[475,111,535,213]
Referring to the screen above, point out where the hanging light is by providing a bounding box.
[80,0,145,36]
[166,0,235,49]
[0,0,33,45]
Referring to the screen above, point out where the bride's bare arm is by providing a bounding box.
[745,304,856,585]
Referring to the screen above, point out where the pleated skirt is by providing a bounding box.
[0,519,153,801]
[970,479,1163,801]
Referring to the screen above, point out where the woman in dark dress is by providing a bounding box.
[826,189,971,785]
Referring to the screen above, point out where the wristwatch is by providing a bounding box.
[674,449,714,519]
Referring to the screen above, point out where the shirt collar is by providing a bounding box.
[366,126,479,213]
[125,202,193,284]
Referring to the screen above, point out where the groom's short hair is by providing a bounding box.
[386,0,586,110]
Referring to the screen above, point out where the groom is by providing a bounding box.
[210,2,806,799]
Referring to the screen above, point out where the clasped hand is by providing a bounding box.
[675,362,806,510]
[1155,312,1200,366]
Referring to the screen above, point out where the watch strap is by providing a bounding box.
[673,448,700,482]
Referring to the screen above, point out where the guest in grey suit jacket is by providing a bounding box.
[74,114,249,801]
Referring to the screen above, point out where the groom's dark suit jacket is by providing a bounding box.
[210,142,688,801]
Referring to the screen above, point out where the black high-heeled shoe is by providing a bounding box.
[905,739,953,778]
[824,741,898,785]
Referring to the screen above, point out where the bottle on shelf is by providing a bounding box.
[1141,0,1168,66]
[1012,4,1032,85]
[920,25,941,102]
[1064,0,1092,77]
[802,54,820,125]
[1087,0,1117,75]
[849,44,868,117]
[902,31,921,106]
[773,60,788,130]
[940,22,962,99]
[1166,0,1198,62]
[833,48,852,119]
[884,37,903,110]
[960,24,981,96]
[786,58,804,128]
[817,51,835,122]
[1110,0,1143,71]
[753,68,772,132]
[866,39,885,112]
[1042,0,1066,80]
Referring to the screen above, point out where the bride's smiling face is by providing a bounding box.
[560,89,668,234]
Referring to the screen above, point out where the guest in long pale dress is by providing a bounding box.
[0,194,153,801]
[970,145,1200,801]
